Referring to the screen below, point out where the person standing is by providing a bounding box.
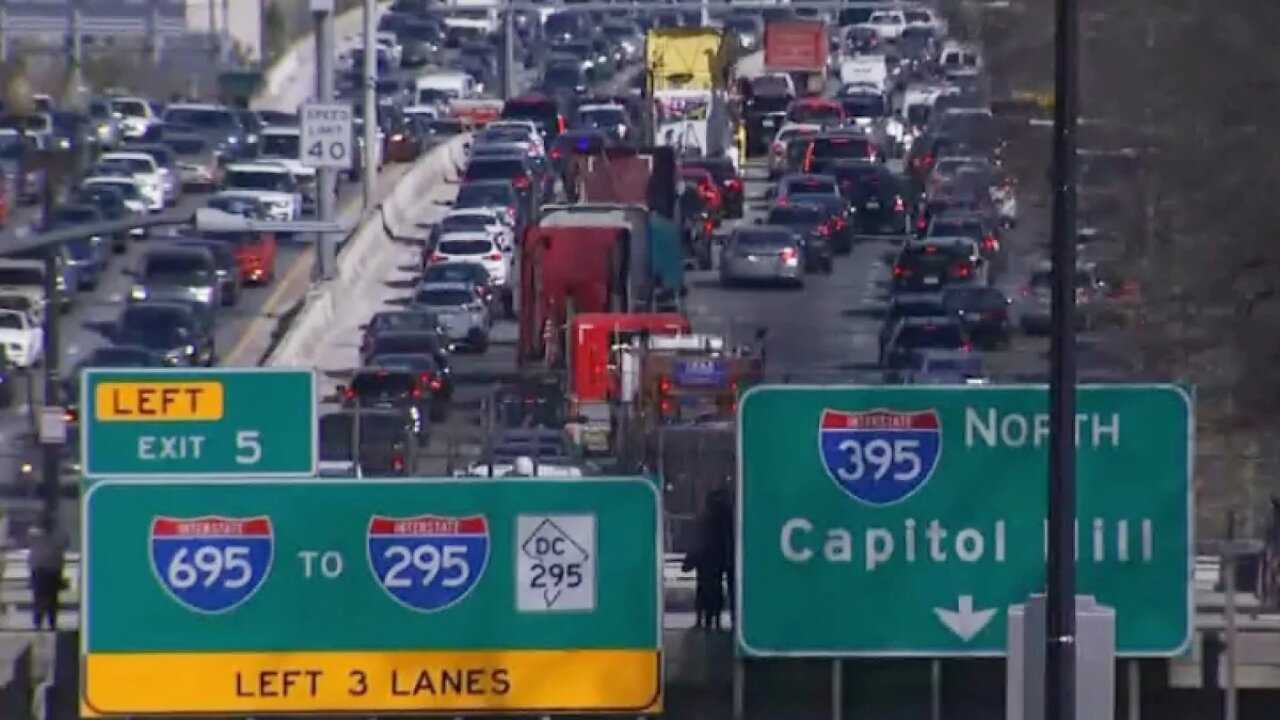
[28,524,67,631]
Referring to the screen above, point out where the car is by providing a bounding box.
[421,261,501,317]
[206,192,270,219]
[337,367,434,441]
[880,315,971,369]
[360,309,443,357]
[426,208,514,256]
[828,159,909,236]
[763,204,834,273]
[409,282,491,353]
[112,301,215,366]
[681,156,744,219]
[720,226,805,288]
[61,345,165,423]
[452,180,523,226]
[217,230,277,285]
[943,285,1012,350]
[896,348,987,384]
[878,291,950,357]
[890,237,987,293]
[360,327,450,369]
[109,96,159,140]
[461,155,538,205]
[802,130,882,174]
[220,163,303,220]
[364,351,453,421]
[128,247,222,308]
[42,204,109,289]
[81,176,149,220]
[767,123,820,180]
[255,126,318,208]
[426,234,508,287]
[317,408,419,477]
[772,174,841,207]
[161,103,248,160]
[175,238,242,306]
[98,151,167,210]
[73,183,140,250]
[162,132,221,190]
[926,211,1003,273]
[1017,260,1106,334]
[574,103,631,142]
[119,142,182,206]
[0,308,42,368]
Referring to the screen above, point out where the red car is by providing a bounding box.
[227,231,277,284]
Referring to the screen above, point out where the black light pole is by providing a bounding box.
[1046,0,1080,711]
[40,153,62,533]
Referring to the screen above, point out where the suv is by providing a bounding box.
[337,368,434,443]
[890,237,987,293]
[317,408,419,477]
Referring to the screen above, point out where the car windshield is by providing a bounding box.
[917,354,981,374]
[165,136,207,155]
[0,267,42,285]
[579,108,627,129]
[416,288,475,306]
[64,238,95,259]
[226,170,290,191]
[749,95,791,113]
[112,99,150,117]
[260,133,299,157]
[785,178,836,195]
[441,215,490,232]
[371,312,437,333]
[811,137,872,160]
[145,255,210,282]
[107,157,152,173]
[456,184,515,206]
[841,95,886,117]
[736,232,790,250]
[120,311,184,341]
[209,196,261,215]
[768,207,824,226]
[439,239,493,255]
[897,324,965,349]
[164,108,237,130]
[88,180,140,199]
[351,372,415,398]
[0,312,24,330]
[465,159,524,180]
[787,103,841,123]
[319,413,403,455]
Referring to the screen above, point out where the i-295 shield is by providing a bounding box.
[367,514,489,613]
[149,516,274,614]
[818,408,942,506]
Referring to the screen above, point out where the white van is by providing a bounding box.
[840,55,889,92]
[415,72,476,104]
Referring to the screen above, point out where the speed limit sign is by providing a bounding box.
[299,102,354,170]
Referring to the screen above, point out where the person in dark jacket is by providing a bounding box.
[28,524,67,631]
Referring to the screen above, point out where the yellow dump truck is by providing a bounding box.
[644,27,728,95]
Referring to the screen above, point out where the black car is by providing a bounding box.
[891,238,984,293]
[339,368,433,441]
[72,184,135,251]
[363,352,453,420]
[682,157,744,219]
[462,156,537,206]
[943,285,1012,350]
[361,327,449,369]
[926,211,1003,273]
[113,302,215,366]
[879,292,950,357]
[360,310,443,357]
[829,159,909,236]
[764,204,833,273]
[176,237,242,306]
[318,409,418,477]
[880,316,971,369]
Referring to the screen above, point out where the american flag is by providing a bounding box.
[1257,498,1280,609]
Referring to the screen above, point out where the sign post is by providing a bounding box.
[80,368,317,478]
[736,384,1192,657]
[81,477,662,716]
[299,101,354,170]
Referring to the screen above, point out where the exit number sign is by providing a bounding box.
[80,368,318,478]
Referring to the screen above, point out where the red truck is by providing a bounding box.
[763,19,829,95]
[517,216,630,367]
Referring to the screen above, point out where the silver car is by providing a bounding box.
[720,226,806,288]
[409,281,491,353]
[1017,260,1104,334]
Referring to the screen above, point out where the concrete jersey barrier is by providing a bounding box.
[267,136,468,368]
[255,2,391,109]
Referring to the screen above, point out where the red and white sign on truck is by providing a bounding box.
[763,19,829,95]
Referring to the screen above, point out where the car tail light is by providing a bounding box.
[982,235,998,250]
[726,177,742,191]
[960,342,972,352]
[342,385,355,399]
[1021,286,1031,297]
[776,196,789,207]
[951,263,972,278]
[817,223,831,236]
[772,143,785,156]
[702,217,714,233]
[916,216,927,229]
[550,146,562,159]
[487,251,503,260]
[410,384,423,397]
[892,264,908,277]
[428,252,444,263]
[391,453,405,471]
[833,216,845,229]
[513,175,530,187]
[779,247,798,261]
[894,196,905,212]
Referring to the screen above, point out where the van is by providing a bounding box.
[415,72,475,104]
[840,55,889,93]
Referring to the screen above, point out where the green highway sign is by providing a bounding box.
[81,477,662,716]
[79,368,317,478]
[737,384,1192,658]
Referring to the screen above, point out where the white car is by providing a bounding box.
[485,120,544,153]
[108,96,158,140]
[376,31,403,66]
[429,232,508,287]
[99,151,166,210]
[221,163,303,220]
[437,208,514,250]
[865,10,907,40]
[0,308,42,368]
[82,176,150,238]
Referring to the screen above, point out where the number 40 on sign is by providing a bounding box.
[300,102,354,170]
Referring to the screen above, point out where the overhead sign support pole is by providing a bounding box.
[312,0,338,281]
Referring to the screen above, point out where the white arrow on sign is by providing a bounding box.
[933,595,997,642]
